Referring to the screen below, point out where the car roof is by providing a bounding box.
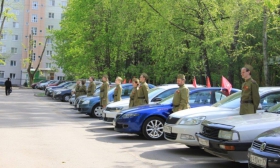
[259,87,280,93]
[158,84,204,88]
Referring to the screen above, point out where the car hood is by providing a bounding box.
[206,113,280,129]
[254,127,280,146]
[107,99,130,107]
[168,106,236,119]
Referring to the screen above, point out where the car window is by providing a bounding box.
[155,88,177,99]
[189,91,211,105]
[261,93,280,110]
[148,88,165,98]
[267,103,280,113]
[212,92,241,109]
[122,85,133,96]
[159,95,174,105]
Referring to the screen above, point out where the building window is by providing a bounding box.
[48,13,54,18]
[32,53,36,61]
[1,34,7,40]
[0,59,5,65]
[57,76,65,80]
[12,9,20,15]
[46,63,52,68]
[49,0,55,6]
[31,14,38,22]
[10,60,16,66]
[0,71,4,78]
[10,73,15,79]
[12,35,19,41]
[11,47,17,54]
[32,1,38,9]
[13,22,19,28]
[46,50,52,56]
[33,40,36,48]
[61,1,67,7]
[48,25,54,30]
[0,46,6,53]
[47,38,52,44]
[31,27,37,35]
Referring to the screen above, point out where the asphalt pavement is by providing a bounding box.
[0,88,248,168]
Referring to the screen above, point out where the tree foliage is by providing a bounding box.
[52,0,280,86]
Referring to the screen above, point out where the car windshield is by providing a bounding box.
[159,95,174,105]
[148,88,165,98]
[212,91,241,109]
[267,103,280,113]
[58,82,67,87]
[94,86,115,96]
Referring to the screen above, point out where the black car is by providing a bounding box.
[248,126,280,168]
[45,81,75,96]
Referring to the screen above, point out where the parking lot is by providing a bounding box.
[0,88,248,168]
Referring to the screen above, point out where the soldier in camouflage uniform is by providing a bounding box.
[87,76,96,97]
[136,73,149,106]
[129,78,139,107]
[75,80,81,98]
[114,77,123,102]
[240,65,260,115]
[172,74,190,112]
[78,80,87,96]
[100,75,109,109]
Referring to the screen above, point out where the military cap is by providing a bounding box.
[133,78,140,83]
[141,73,148,80]
[177,74,186,80]
[103,74,108,78]
[244,64,253,72]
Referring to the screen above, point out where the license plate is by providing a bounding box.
[113,119,116,126]
[250,154,267,167]
[198,137,209,147]
[163,126,172,133]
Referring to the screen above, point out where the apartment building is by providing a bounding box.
[0,0,66,86]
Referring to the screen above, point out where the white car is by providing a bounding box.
[103,84,203,123]
[163,87,280,148]
[196,103,280,163]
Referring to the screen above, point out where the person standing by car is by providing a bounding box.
[114,77,123,102]
[79,80,87,96]
[87,76,96,97]
[75,80,81,98]
[172,74,190,112]
[129,78,139,107]
[240,64,260,115]
[137,73,149,106]
[4,78,12,96]
[100,75,109,109]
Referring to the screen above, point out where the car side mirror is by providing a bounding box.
[152,97,162,102]
[257,104,262,110]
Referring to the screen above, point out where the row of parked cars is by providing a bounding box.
[43,81,280,167]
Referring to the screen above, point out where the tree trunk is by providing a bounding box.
[263,6,269,86]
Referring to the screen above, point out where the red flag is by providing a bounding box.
[206,76,211,88]
[123,79,127,84]
[221,76,232,95]
[129,79,132,83]
[193,76,197,88]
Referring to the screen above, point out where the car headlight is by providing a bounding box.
[82,100,90,104]
[218,130,239,140]
[179,116,206,125]
[56,91,61,95]
[121,113,139,119]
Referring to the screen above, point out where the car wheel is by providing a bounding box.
[62,95,70,102]
[142,116,165,140]
[90,105,103,118]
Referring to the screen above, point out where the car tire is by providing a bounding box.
[90,104,103,118]
[142,116,165,140]
[62,94,70,102]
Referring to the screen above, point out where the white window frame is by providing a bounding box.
[33,40,36,48]
[31,27,37,35]
[10,60,16,66]
[13,22,19,28]
[32,1,38,9]
[31,14,38,22]
[47,38,52,44]
[10,73,15,79]
[32,53,36,61]
[46,63,52,68]
[12,9,20,15]
[48,25,54,30]
[48,13,54,18]
[0,71,4,78]
[11,47,17,54]
[61,1,67,7]
[12,35,19,41]
[1,33,7,40]
[46,50,52,56]
[0,46,6,53]
[49,0,55,6]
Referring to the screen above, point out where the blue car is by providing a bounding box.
[78,83,155,118]
[114,87,240,140]
[45,81,75,96]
